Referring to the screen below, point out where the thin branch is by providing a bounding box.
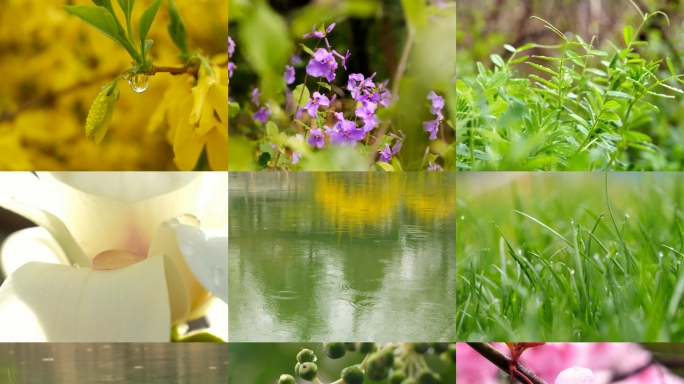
[466,343,547,384]
[144,64,199,76]
[610,357,654,382]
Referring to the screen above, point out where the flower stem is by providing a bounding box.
[466,343,547,384]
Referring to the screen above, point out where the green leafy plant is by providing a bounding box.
[456,1,684,170]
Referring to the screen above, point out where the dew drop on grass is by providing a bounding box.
[570,269,575,275]
[460,215,465,220]
[659,252,664,258]
[128,73,150,93]
[517,249,522,255]
[625,213,630,218]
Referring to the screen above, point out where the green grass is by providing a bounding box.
[457,172,684,341]
[456,1,684,171]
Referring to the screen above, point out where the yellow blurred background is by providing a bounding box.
[0,0,227,170]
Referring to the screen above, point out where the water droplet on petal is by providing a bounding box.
[214,266,226,285]
[176,213,201,227]
[128,73,150,93]
[72,263,80,269]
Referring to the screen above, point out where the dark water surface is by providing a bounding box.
[0,343,227,384]
[228,173,456,341]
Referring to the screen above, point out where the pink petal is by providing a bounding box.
[556,367,595,384]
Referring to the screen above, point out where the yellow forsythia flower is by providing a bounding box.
[85,83,120,145]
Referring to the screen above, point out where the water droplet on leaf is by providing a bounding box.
[128,73,150,93]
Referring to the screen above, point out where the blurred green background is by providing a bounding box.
[228,343,455,383]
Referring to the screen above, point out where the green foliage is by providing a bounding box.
[456,5,684,170]
[457,172,684,341]
[167,0,189,55]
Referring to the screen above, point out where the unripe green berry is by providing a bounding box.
[400,379,417,384]
[344,342,356,351]
[278,374,296,384]
[365,355,389,381]
[323,342,347,359]
[416,369,435,384]
[341,365,365,384]
[375,346,394,367]
[412,343,430,354]
[440,344,455,365]
[433,343,450,353]
[297,349,317,363]
[389,370,407,384]
[392,359,405,370]
[295,362,301,376]
[356,342,375,353]
[298,362,318,381]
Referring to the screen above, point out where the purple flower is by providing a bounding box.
[308,128,325,148]
[428,91,445,116]
[428,162,443,171]
[423,119,440,140]
[360,113,380,133]
[347,73,376,101]
[302,23,336,39]
[326,113,365,145]
[303,92,330,117]
[254,107,270,124]
[269,142,278,150]
[290,54,302,65]
[251,88,260,105]
[380,144,393,162]
[292,151,301,164]
[228,62,235,79]
[284,65,295,84]
[228,36,235,57]
[306,49,338,82]
[390,130,406,154]
[326,23,336,34]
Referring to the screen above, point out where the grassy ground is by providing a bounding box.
[457,172,684,341]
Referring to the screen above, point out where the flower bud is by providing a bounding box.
[85,82,119,144]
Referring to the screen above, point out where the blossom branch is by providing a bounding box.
[466,342,547,384]
[143,64,199,76]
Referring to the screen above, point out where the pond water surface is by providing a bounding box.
[229,173,456,341]
[0,343,227,384]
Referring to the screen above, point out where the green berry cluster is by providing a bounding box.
[276,343,455,384]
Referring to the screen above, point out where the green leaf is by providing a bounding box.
[266,121,279,138]
[600,111,621,121]
[667,57,676,76]
[490,54,505,68]
[141,39,153,59]
[376,162,394,171]
[603,100,621,109]
[294,119,308,128]
[167,0,189,54]
[292,84,311,107]
[257,152,272,168]
[63,5,123,44]
[623,25,633,45]
[605,90,633,99]
[229,102,240,118]
[116,0,134,28]
[526,62,559,77]
[503,44,516,53]
[300,44,314,56]
[317,82,331,91]
[138,0,162,45]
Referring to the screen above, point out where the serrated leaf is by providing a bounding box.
[317,82,331,91]
[138,0,162,45]
[167,0,189,54]
[292,84,310,107]
[623,25,633,45]
[490,54,505,68]
[63,5,123,44]
[265,121,279,138]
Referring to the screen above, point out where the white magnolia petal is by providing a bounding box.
[0,254,189,341]
[151,220,227,304]
[40,172,199,203]
[204,298,228,341]
[32,173,228,260]
[1,228,66,278]
[0,173,89,267]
